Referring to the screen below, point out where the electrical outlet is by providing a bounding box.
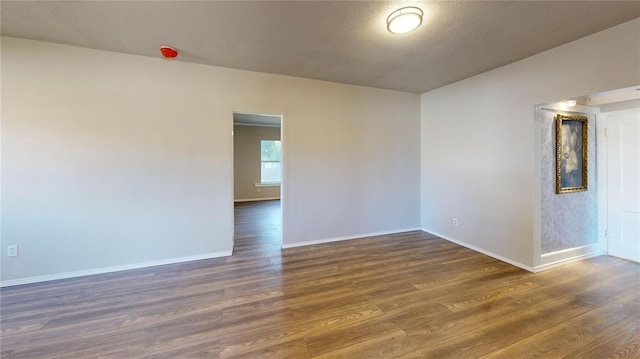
[7,245,18,257]
[256,188,261,192]
[453,218,459,226]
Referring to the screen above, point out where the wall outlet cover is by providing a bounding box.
[7,245,18,257]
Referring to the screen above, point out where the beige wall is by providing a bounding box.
[1,37,420,284]
[420,18,640,270]
[234,125,281,201]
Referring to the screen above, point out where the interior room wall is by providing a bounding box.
[233,125,281,201]
[1,37,420,284]
[540,110,597,254]
[420,18,640,270]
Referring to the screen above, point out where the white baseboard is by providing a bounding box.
[0,251,232,287]
[282,227,423,249]
[535,244,603,272]
[234,197,280,203]
[423,229,535,272]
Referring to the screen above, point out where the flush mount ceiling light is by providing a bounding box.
[387,6,423,34]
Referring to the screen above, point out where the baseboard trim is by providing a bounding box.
[535,244,603,272]
[0,251,232,287]
[423,229,535,272]
[234,197,280,203]
[282,227,423,249]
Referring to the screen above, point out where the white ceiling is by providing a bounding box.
[2,1,639,94]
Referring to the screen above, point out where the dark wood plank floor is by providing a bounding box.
[1,199,639,358]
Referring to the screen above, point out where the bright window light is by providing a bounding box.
[260,140,281,183]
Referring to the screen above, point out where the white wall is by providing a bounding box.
[1,37,420,284]
[420,18,640,269]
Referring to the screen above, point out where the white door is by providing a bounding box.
[606,108,640,262]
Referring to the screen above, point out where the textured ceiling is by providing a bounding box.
[2,1,639,94]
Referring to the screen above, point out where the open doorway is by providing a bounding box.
[534,86,640,270]
[232,112,283,254]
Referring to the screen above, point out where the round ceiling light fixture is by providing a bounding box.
[387,6,423,34]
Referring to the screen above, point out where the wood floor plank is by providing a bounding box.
[564,319,640,359]
[310,329,419,359]
[303,319,403,357]
[479,322,598,359]
[479,294,593,346]
[221,338,310,359]
[397,329,502,359]
[1,200,638,358]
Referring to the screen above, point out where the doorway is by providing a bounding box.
[232,112,283,253]
[597,107,640,263]
[535,86,640,270]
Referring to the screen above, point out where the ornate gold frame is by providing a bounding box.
[555,114,588,194]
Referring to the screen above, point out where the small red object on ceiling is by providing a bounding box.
[160,46,178,58]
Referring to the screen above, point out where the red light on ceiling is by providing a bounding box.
[160,46,178,58]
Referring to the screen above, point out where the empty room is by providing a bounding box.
[1,1,639,358]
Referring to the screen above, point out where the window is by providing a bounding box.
[260,140,281,184]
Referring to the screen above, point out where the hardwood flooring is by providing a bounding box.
[1,199,639,358]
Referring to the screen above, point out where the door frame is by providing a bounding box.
[231,111,284,250]
[533,102,602,271]
[596,112,608,254]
